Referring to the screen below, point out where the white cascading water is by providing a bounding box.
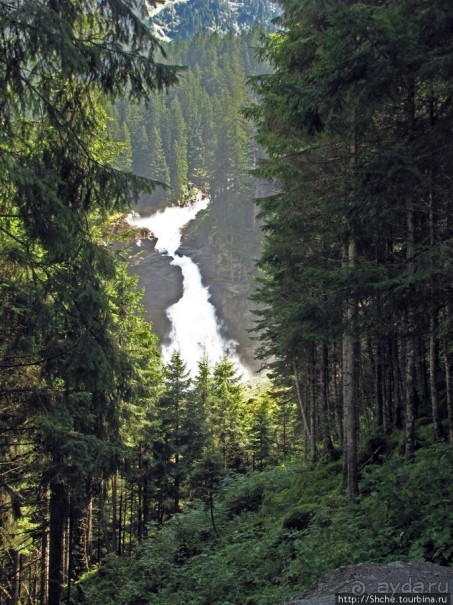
[128,193,246,377]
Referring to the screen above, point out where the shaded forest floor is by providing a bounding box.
[75,427,452,605]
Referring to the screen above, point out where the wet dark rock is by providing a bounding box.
[129,239,182,345]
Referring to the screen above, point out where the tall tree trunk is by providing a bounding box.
[444,333,453,447]
[129,486,134,557]
[74,498,91,577]
[429,317,441,439]
[404,83,417,461]
[382,341,392,434]
[332,342,344,446]
[97,480,110,558]
[48,481,67,605]
[118,489,123,555]
[111,473,118,554]
[342,240,359,500]
[309,345,318,464]
[320,342,334,458]
[66,509,74,605]
[428,162,441,438]
[174,452,180,514]
[393,336,404,429]
[405,200,417,460]
[427,90,442,440]
[293,361,313,452]
[374,334,384,431]
[142,459,150,539]
[405,322,417,460]
[137,446,143,543]
[40,487,49,605]
[8,549,20,605]
[85,497,93,568]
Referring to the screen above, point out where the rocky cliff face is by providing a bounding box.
[181,215,261,374]
[128,236,183,346]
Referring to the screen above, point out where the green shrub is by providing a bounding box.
[222,473,267,518]
[282,504,317,530]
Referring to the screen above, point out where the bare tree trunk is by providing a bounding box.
[74,499,91,576]
[320,342,334,458]
[8,549,20,605]
[118,489,123,556]
[404,83,417,461]
[405,199,416,461]
[111,473,118,554]
[293,361,312,452]
[374,334,384,431]
[405,326,417,461]
[429,317,441,439]
[40,487,49,605]
[427,91,442,441]
[66,510,74,605]
[444,334,453,447]
[48,481,67,605]
[309,345,318,464]
[332,342,343,446]
[129,487,134,557]
[342,240,359,500]
[142,455,150,539]
[137,447,143,543]
[382,340,391,434]
[174,452,180,514]
[86,497,93,568]
[393,336,404,429]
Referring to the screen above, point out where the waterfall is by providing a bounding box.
[128,193,246,377]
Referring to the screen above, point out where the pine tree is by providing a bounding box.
[170,99,189,201]
[207,359,245,469]
[154,351,192,521]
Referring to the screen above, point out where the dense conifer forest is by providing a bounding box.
[0,1,452,605]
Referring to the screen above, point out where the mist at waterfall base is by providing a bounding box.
[128,194,249,378]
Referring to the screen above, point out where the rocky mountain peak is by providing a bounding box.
[147,0,280,41]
